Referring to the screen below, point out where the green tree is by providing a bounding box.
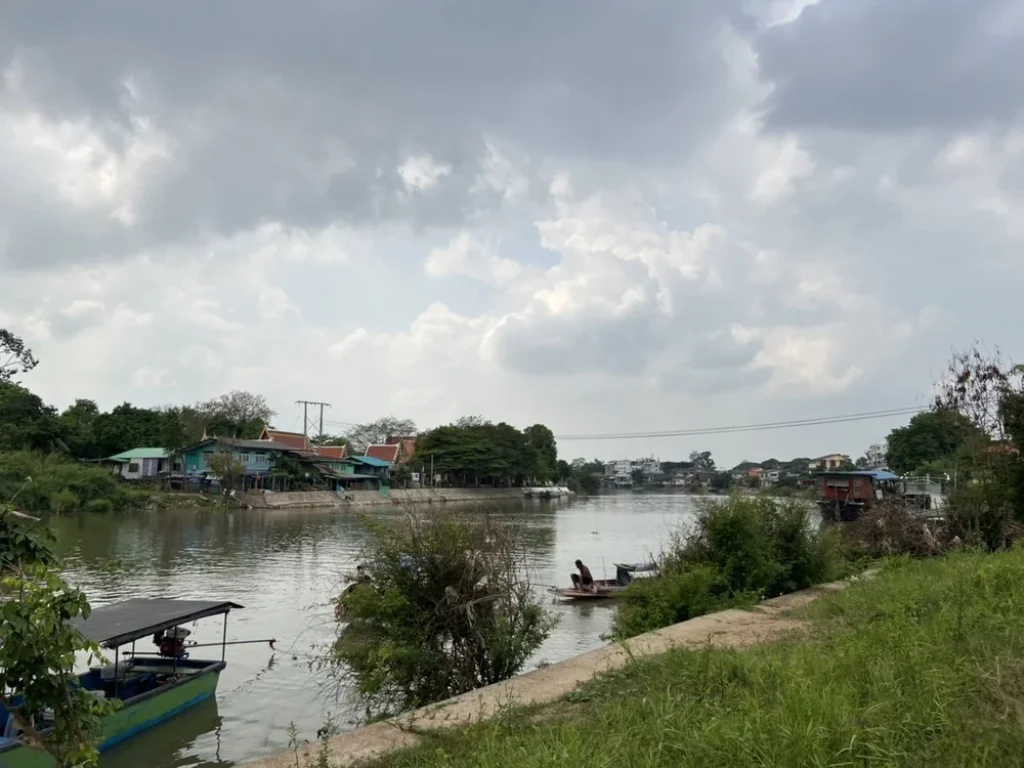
[710,472,733,492]
[0,329,38,383]
[0,504,115,765]
[689,451,716,471]
[886,410,980,474]
[58,399,102,459]
[325,511,555,718]
[206,453,247,493]
[524,424,557,482]
[0,382,64,453]
[631,468,646,486]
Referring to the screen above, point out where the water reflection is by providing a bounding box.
[53,494,700,766]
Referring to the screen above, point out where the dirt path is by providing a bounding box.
[245,572,873,768]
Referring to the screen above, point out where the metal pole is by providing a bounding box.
[222,614,228,662]
[114,647,120,698]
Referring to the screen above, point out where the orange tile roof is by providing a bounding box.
[316,445,349,459]
[384,435,416,462]
[260,428,312,451]
[365,444,400,463]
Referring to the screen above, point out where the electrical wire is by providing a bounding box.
[554,406,925,441]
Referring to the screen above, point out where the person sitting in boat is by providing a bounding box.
[571,560,595,592]
[335,565,373,619]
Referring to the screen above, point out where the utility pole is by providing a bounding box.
[295,400,331,446]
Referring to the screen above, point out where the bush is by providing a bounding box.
[614,496,844,638]
[84,498,114,514]
[324,508,556,719]
[0,451,140,514]
[50,488,80,513]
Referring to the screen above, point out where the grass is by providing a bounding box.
[369,548,1024,767]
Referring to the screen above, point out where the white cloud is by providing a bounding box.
[397,154,452,191]
[131,366,169,388]
[425,231,522,286]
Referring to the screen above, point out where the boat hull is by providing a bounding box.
[0,663,223,768]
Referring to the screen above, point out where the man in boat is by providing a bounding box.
[571,559,595,592]
[335,565,373,619]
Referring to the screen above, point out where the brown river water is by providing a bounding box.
[53,493,703,767]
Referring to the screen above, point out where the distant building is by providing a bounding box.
[809,454,849,471]
[385,434,417,463]
[108,448,176,480]
[865,443,887,468]
[365,444,400,465]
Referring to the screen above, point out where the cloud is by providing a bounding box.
[398,154,452,192]
[3,1,1023,465]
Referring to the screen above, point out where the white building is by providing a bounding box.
[865,443,888,469]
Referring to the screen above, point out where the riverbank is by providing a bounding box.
[255,548,1024,767]
[247,569,872,768]
[235,488,529,509]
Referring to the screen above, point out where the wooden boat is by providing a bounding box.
[0,598,242,767]
[550,562,657,601]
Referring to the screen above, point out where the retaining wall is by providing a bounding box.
[236,487,526,509]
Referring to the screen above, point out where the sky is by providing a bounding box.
[2,0,1023,467]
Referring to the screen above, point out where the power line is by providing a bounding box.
[554,406,925,441]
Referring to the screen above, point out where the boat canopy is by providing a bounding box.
[812,470,899,482]
[71,598,244,649]
[613,562,658,573]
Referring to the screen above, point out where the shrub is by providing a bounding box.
[614,496,844,638]
[84,498,114,514]
[0,451,138,514]
[50,488,80,513]
[323,507,557,719]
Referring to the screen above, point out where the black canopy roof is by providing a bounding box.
[70,598,243,648]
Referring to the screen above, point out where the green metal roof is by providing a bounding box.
[108,447,169,462]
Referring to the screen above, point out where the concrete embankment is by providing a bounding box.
[236,488,527,509]
[243,571,875,768]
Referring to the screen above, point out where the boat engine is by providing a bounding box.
[152,627,191,659]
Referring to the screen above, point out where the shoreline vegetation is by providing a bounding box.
[367,548,1024,768]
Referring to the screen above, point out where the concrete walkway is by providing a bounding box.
[244,572,873,768]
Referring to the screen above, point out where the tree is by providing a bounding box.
[206,453,247,493]
[710,472,733,492]
[631,468,646,486]
[885,410,980,475]
[345,417,416,452]
[0,504,114,765]
[689,451,715,471]
[194,391,274,440]
[0,382,64,453]
[325,510,555,718]
[523,424,557,482]
[0,329,38,383]
[58,400,102,459]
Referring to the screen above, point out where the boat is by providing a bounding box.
[550,562,658,601]
[0,598,242,766]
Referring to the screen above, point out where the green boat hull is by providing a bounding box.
[0,664,222,768]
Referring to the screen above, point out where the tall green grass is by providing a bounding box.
[613,496,845,638]
[375,549,1024,767]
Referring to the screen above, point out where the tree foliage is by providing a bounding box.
[344,417,416,452]
[414,419,556,486]
[885,410,980,475]
[0,329,38,383]
[206,453,248,493]
[689,451,715,471]
[0,504,114,765]
[326,510,555,718]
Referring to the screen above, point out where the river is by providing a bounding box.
[53,493,704,767]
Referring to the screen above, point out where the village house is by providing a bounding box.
[808,453,849,471]
[107,448,179,481]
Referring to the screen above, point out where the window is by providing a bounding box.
[238,453,250,463]
[255,452,266,464]
[172,462,183,472]
[128,462,140,473]
[202,451,214,464]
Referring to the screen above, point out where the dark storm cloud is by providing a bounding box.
[0,1,749,269]
[757,0,1024,132]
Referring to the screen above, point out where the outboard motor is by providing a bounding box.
[152,627,191,659]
